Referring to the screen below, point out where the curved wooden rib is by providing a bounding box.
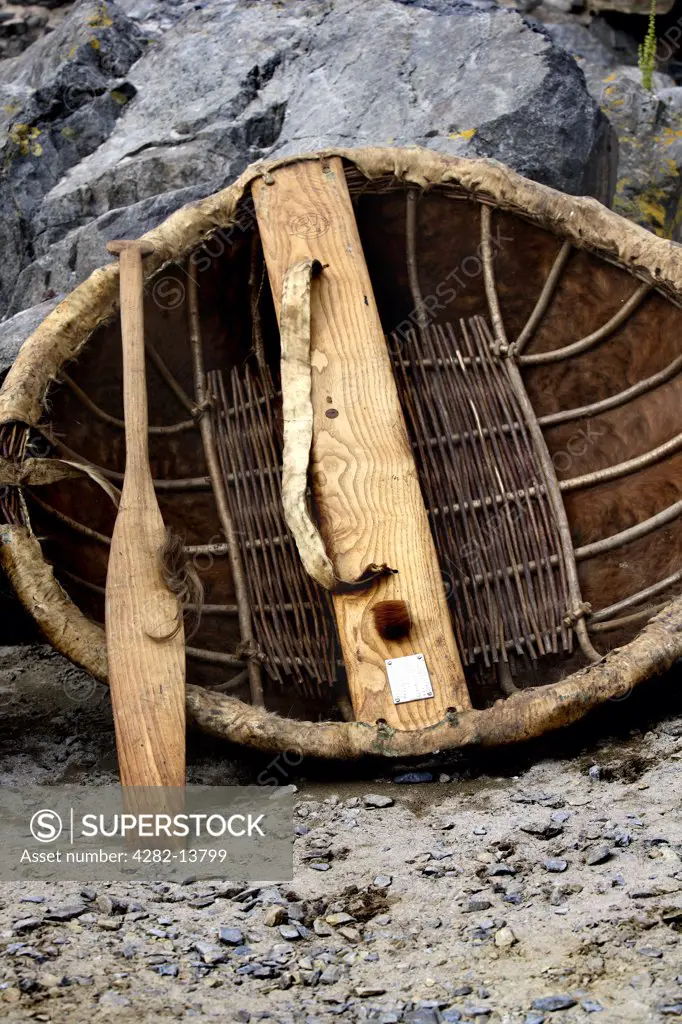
[479,205,601,664]
[61,372,196,435]
[589,566,682,623]
[518,283,650,366]
[186,646,247,668]
[187,265,264,706]
[575,498,682,560]
[560,430,682,492]
[538,352,682,428]
[144,337,197,415]
[588,602,670,634]
[515,240,572,354]
[29,492,112,545]
[48,438,211,491]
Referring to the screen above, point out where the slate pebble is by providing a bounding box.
[363,794,395,808]
[532,995,577,1012]
[542,859,568,873]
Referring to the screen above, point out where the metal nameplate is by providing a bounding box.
[385,654,434,705]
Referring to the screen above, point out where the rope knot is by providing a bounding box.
[564,602,592,627]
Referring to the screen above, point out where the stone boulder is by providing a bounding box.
[0,0,616,336]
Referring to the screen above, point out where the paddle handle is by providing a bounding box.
[110,240,154,494]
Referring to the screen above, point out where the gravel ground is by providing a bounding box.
[1,645,682,1023]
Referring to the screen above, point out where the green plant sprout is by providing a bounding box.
[639,0,657,92]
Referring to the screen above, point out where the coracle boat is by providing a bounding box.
[1,147,681,759]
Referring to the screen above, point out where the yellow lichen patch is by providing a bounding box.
[615,186,669,236]
[110,90,131,106]
[449,128,476,142]
[9,125,43,158]
[87,3,113,29]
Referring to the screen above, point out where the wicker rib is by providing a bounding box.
[28,493,112,545]
[589,566,682,623]
[588,602,670,634]
[518,283,650,366]
[187,267,263,706]
[560,430,682,492]
[144,336,197,415]
[538,352,682,427]
[419,420,523,449]
[60,372,195,435]
[186,646,247,668]
[516,240,572,354]
[575,498,682,560]
[406,189,426,334]
[479,204,600,663]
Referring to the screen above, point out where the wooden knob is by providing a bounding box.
[107,239,155,258]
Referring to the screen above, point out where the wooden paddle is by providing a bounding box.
[105,239,186,788]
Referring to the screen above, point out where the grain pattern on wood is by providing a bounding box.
[253,158,470,727]
[105,239,186,787]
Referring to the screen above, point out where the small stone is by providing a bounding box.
[13,918,42,933]
[525,1016,545,1024]
[373,874,392,888]
[494,925,518,948]
[355,985,387,997]
[488,864,516,877]
[453,985,473,996]
[152,964,179,977]
[532,995,577,1012]
[219,926,245,945]
[37,972,61,989]
[582,1000,603,1012]
[394,772,433,784]
[520,821,562,840]
[234,1012,251,1023]
[659,1004,682,1015]
[638,946,663,958]
[263,906,287,927]
[279,924,301,941]
[326,912,355,926]
[192,941,229,965]
[463,899,492,913]
[585,846,611,866]
[473,826,488,836]
[313,917,333,937]
[543,859,568,873]
[97,917,122,931]
[320,965,341,984]
[338,925,361,942]
[363,794,394,808]
[442,1012,462,1023]
[20,896,45,904]
[310,863,331,871]
[95,895,127,916]
[588,765,602,780]
[44,904,86,922]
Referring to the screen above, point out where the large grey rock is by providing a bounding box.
[0,296,61,374]
[559,50,682,238]
[1,0,615,335]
